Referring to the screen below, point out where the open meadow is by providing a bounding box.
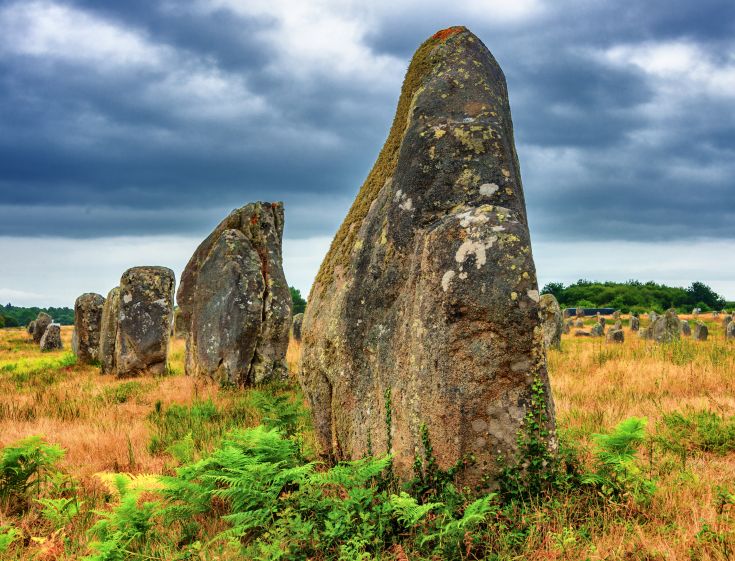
[1,317,734,560]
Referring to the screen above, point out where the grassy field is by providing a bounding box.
[1,315,734,560]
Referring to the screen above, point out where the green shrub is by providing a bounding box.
[581,417,655,503]
[0,435,64,512]
[658,410,735,459]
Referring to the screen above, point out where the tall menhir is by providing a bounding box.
[299,27,555,487]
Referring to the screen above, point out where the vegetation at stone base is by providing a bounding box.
[0,303,74,328]
[542,279,728,313]
[289,286,306,315]
[1,324,735,559]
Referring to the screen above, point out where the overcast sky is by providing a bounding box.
[1,0,734,307]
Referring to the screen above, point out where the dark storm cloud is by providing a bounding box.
[0,0,734,242]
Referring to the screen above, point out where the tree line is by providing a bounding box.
[0,288,308,329]
[541,280,732,314]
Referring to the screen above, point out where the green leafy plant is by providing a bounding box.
[0,435,64,512]
[582,417,656,503]
[0,525,20,554]
[36,496,83,529]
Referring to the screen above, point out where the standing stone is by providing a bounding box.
[115,267,175,376]
[173,308,187,338]
[291,313,304,343]
[299,27,555,486]
[73,294,105,364]
[639,327,652,340]
[33,313,52,344]
[591,322,604,337]
[39,323,63,351]
[726,320,735,340]
[562,309,570,319]
[177,202,291,386]
[694,321,708,341]
[649,311,658,324]
[562,319,572,334]
[574,319,584,328]
[606,329,624,343]
[539,294,563,351]
[630,315,640,331]
[651,309,680,343]
[98,287,120,375]
[612,310,621,320]
[722,315,733,330]
[612,320,622,331]
[680,320,691,336]
[27,320,36,337]
[576,307,584,317]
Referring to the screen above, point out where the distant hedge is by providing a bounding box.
[0,304,74,327]
[541,280,727,314]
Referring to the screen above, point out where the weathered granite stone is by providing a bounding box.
[576,307,584,317]
[651,309,680,343]
[613,320,622,331]
[177,203,291,386]
[539,294,563,351]
[562,319,572,334]
[574,330,592,337]
[612,310,621,320]
[630,315,640,331]
[606,329,624,343]
[299,27,555,486]
[40,323,63,351]
[694,321,708,341]
[291,313,304,343]
[726,320,735,340]
[562,309,570,319]
[173,308,187,338]
[597,315,606,327]
[33,312,52,344]
[722,315,733,330]
[115,267,174,376]
[639,327,651,340]
[649,311,658,324]
[99,287,120,375]
[591,322,604,337]
[28,320,36,337]
[73,294,105,364]
[680,320,691,336]
[574,319,584,328]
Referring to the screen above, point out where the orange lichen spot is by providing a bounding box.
[432,26,466,42]
[250,215,258,225]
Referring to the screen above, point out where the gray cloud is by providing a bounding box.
[0,0,733,248]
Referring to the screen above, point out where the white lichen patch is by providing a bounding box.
[394,190,413,212]
[123,293,132,304]
[399,198,413,211]
[526,289,540,302]
[455,236,497,269]
[479,182,499,197]
[441,270,455,292]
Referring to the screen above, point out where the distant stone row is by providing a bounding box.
[26,313,62,351]
[72,266,176,376]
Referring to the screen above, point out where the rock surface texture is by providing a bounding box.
[33,313,52,344]
[298,27,555,486]
[651,309,681,343]
[606,329,624,343]
[539,294,563,350]
[99,287,121,375]
[630,316,640,331]
[115,267,175,376]
[40,323,63,351]
[694,321,708,341]
[727,320,734,340]
[680,320,691,336]
[73,294,105,364]
[177,202,291,386]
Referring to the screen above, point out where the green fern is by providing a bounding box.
[389,492,442,527]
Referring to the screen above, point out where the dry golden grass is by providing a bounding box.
[1,314,734,559]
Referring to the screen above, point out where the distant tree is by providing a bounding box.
[290,287,306,315]
[0,315,5,328]
[686,282,725,310]
[540,282,564,302]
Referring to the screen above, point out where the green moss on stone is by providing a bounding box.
[312,27,468,293]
